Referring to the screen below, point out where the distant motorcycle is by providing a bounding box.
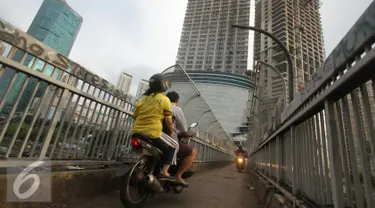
[235,155,245,172]
[118,122,198,208]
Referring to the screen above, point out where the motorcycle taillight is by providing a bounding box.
[131,138,140,148]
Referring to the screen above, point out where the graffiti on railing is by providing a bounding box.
[0,18,128,101]
[300,2,375,101]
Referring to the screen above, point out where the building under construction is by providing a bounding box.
[253,0,325,102]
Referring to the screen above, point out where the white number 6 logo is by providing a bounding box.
[13,161,45,199]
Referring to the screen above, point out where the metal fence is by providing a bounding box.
[249,2,375,208]
[0,18,232,164]
[189,136,233,162]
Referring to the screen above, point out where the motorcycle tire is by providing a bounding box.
[236,164,244,172]
[172,185,184,194]
[120,158,150,208]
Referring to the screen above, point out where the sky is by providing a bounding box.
[0,0,373,96]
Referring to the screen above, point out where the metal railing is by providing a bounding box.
[0,18,232,165]
[249,2,375,207]
[248,60,287,151]
[117,136,233,164]
[189,137,232,162]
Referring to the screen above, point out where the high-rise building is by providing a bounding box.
[117,72,133,94]
[253,0,325,100]
[135,79,149,100]
[0,0,82,116]
[176,0,250,74]
[27,0,83,56]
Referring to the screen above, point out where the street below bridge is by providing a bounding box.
[68,164,260,208]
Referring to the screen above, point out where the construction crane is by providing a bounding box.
[295,0,323,92]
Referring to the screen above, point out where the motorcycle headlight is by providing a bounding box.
[238,158,243,163]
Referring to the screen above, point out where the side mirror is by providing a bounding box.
[189,122,198,128]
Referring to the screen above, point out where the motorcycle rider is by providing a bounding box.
[166,91,197,187]
[132,73,179,180]
[235,145,248,157]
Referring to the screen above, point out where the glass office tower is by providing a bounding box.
[0,0,82,116]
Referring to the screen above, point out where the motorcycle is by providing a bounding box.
[119,122,198,208]
[235,155,245,172]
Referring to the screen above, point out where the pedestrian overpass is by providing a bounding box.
[1,2,375,207]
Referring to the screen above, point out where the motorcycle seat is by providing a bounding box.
[133,133,152,143]
[132,133,164,156]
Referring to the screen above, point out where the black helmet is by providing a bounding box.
[149,73,169,93]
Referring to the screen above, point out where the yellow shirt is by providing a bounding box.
[132,93,172,138]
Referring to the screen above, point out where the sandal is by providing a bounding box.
[177,178,189,188]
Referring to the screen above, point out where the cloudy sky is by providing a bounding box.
[0,0,372,95]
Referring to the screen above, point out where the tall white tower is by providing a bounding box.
[117,72,133,94]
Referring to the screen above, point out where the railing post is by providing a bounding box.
[39,89,67,159]
[268,143,271,178]
[334,102,353,207]
[324,100,344,208]
[291,125,296,195]
[276,135,280,184]
[106,110,122,160]
[202,143,206,162]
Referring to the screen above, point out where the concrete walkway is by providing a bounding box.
[69,164,261,208]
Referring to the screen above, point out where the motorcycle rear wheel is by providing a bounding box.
[120,157,150,208]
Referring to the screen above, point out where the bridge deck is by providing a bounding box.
[69,164,260,208]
